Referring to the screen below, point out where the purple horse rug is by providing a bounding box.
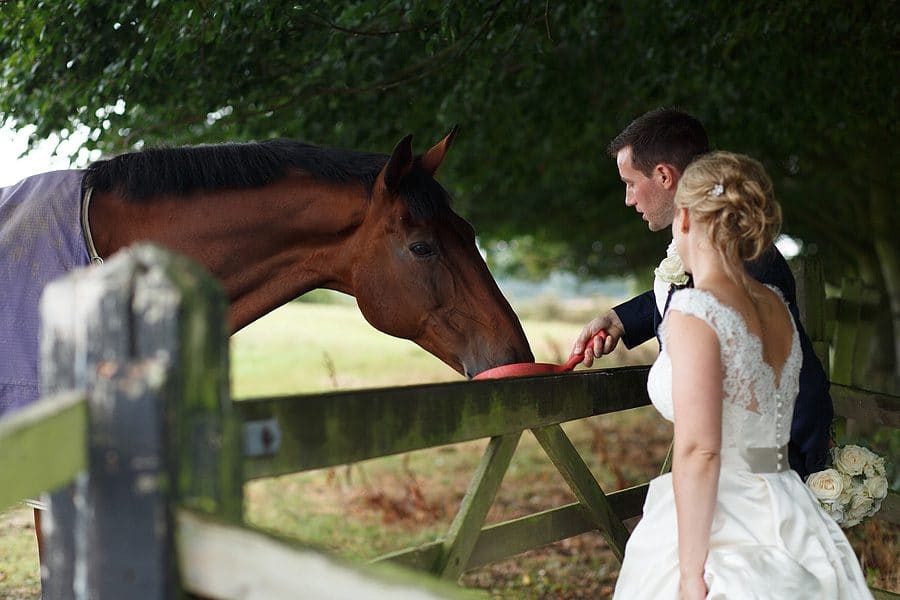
[0,169,90,417]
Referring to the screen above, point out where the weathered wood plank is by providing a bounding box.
[872,586,900,599]
[38,243,239,600]
[874,490,900,526]
[176,508,486,599]
[830,383,900,428]
[81,359,177,598]
[830,278,862,385]
[789,257,829,371]
[379,485,649,571]
[659,441,673,475]
[40,248,139,600]
[466,485,648,569]
[438,433,521,580]
[236,366,651,480]
[0,391,86,511]
[531,424,630,562]
[127,244,241,522]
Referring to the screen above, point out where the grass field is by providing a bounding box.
[228,293,626,397]
[1,296,896,598]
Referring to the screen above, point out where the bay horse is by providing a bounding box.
[0,128,533,417]
[3,128,534,573]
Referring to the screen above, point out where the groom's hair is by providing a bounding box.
[607,108,709,176]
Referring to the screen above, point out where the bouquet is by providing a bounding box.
[806,444,889,527]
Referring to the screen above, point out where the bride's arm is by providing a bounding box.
[666,311,723,598]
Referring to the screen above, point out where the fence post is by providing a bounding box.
[39,243,241,599]
[789,257,829,373]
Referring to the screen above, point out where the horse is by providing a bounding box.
[0,128,533,419]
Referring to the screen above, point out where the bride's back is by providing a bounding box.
[713,278,796,385]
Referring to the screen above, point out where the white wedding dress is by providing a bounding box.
[613,288,873,599]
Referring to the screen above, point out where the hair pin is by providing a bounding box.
[710,183,725,197]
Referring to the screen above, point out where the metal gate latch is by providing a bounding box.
[243,418,282,457]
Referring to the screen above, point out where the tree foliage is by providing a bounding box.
[1,1,897,381]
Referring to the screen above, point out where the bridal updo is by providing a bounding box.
[675,151,782,290]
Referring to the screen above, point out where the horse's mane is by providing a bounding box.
[82,140,449,219]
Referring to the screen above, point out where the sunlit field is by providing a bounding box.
[229,294,632,398]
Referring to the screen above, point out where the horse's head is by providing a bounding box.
[351,129,534,378]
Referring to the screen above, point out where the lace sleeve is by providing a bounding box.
[660,289,743,348]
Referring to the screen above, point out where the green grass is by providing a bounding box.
[0,508,40,600]
[230,302,459,397]
[229,299,638,398]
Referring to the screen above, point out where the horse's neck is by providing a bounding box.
[90,174,368,331]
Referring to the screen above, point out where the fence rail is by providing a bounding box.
[235,366,650,479]
[0,391,86,510]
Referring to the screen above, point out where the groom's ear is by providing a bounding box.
[655,163,679,189]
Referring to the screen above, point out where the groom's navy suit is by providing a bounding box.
[613,246,833,479]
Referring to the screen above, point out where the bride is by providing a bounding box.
[612,152,872,599]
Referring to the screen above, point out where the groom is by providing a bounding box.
[573,107,833,479]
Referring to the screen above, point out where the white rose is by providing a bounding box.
[806,469,844,502]
[866,499,883,519]
[863,475,889,500]
[838,474,855,505]
[654,244,689,285]
[857,446,880,470]
[833,445,867,476]
[820,500,846,525]
[864,455,886,477]
[845,494,874,524]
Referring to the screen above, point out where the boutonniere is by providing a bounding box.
[654,241,689,286]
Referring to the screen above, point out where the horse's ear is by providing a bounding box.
[382,134,414,193]
[419,125,458,177]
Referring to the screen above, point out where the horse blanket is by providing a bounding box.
[0,169,89,417]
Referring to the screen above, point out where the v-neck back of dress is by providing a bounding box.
[647,285,802,450]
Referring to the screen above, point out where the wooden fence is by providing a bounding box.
[1,244,898,599]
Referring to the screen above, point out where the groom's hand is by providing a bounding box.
[572,309,625,366]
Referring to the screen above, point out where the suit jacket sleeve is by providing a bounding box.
[747,248,834,478]
[612,290,659,350]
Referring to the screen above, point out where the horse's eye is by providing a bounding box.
[409,242,434,257]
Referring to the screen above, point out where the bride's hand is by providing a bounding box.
[679,573,708,599]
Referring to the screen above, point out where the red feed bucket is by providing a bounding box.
[473,331,607,380]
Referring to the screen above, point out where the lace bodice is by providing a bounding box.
[647,286,801,450]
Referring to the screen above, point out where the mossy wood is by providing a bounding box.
[177,508,485,599]
[377,485,648,571]
[438,433,522,581]
[376,423,636,576]
[829,277,880,387]
[0,391,86,511]
[532,424,630,562]
[789,258,829,370]
[235,366,652,480]
[831,383,900,429]
[38,244,239,599]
